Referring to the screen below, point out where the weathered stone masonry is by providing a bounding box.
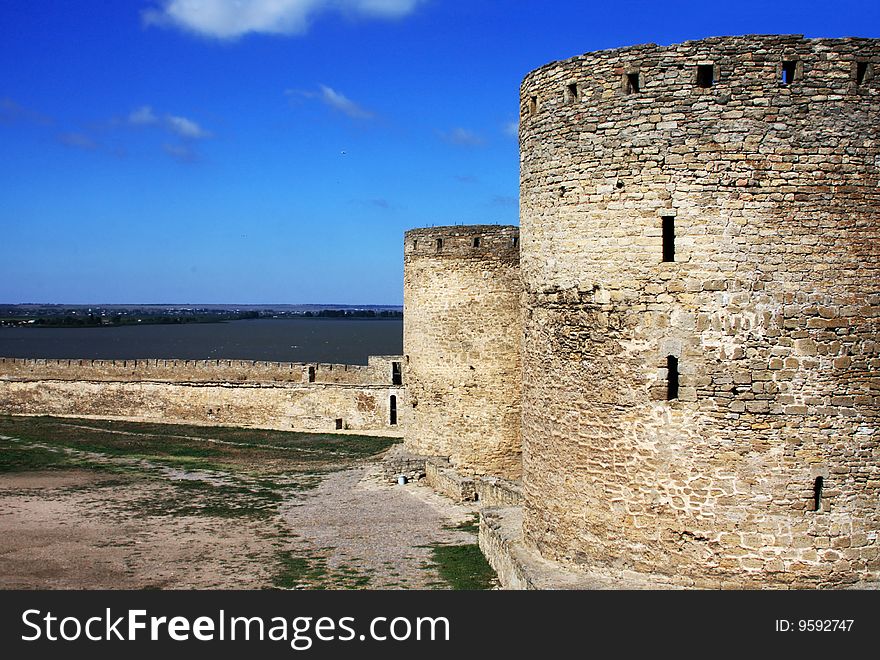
[519,35,880,588]
[403,225,522,479]
[0,356,404,433]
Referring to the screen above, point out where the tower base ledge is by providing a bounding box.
[479,508,880,590]
[479,507,671,589]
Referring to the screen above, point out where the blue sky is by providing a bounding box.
[1,0,878,304]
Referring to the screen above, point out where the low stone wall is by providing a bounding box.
[479,508,536,590]
[426,462,523,506]
[475,477,522,507]
[426,462,476,501]
[379,445,431,483]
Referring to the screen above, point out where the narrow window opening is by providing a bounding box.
[666,355,679,400]
[813,477,824,512]
[436,238,443,250]
[696,64,714,88]
[528,95,538,116]
[626,72,640,94]
[566,82,579,103]
[308,366,315,383]
[512,236,519,248]
[473,236,481,248]
[856,62,869,86]
[390,395,398,426]
[781,61,797,85]
[412,239,418,250]
[662,216,675,262]
[391,361,402,385]
[335,418,343,430]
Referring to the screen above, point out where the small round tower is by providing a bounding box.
[403,225,521,479]
[519,35,880,587]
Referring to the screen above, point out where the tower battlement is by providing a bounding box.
[404,225,519,261]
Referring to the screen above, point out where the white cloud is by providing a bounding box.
[288,85,375,120]
[504,119,518,138]
[128,106,159,125]
[317,85,373,119]
[124,106,210,139]
[166,115,211,139]
[163,142,199,162]
[440,127,486,147]
[144,0,424,39]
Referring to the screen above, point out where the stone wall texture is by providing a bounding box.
[519,35,880,587]
[0,356,404,433]
[403,225,522,479]
[0,355,400,386]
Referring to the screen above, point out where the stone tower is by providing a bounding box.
[403,225,522,479]
[518,35,879,587]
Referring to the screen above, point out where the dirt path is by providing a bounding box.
[281,466,479,589]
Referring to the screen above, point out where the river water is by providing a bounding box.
[0,318,403,365]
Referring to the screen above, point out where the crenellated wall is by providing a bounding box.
[0,355,401,386]
[519,35,880,588]
[0,355,405,433]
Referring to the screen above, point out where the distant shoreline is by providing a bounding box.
[1,316,404,328]
[0,308,402,329]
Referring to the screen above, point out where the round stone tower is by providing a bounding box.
[403,225,521,479]
[519,35,880,588]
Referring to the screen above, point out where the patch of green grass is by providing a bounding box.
[273,551,331,589]
[0,440,73,472]
[129,479,285,519]
[272,551,374,590]
[445,514,480,534]
[45,416,401,456]
[428,544,497,590]
[0,415,400,472]
[0,416,222,461]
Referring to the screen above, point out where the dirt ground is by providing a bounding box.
[0,469,279,589]
[282,466,479,589]
[0,445,480,589]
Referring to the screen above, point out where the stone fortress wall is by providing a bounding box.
[402,225,522,479]
[518,35,880,587]
[0,355,405,433]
